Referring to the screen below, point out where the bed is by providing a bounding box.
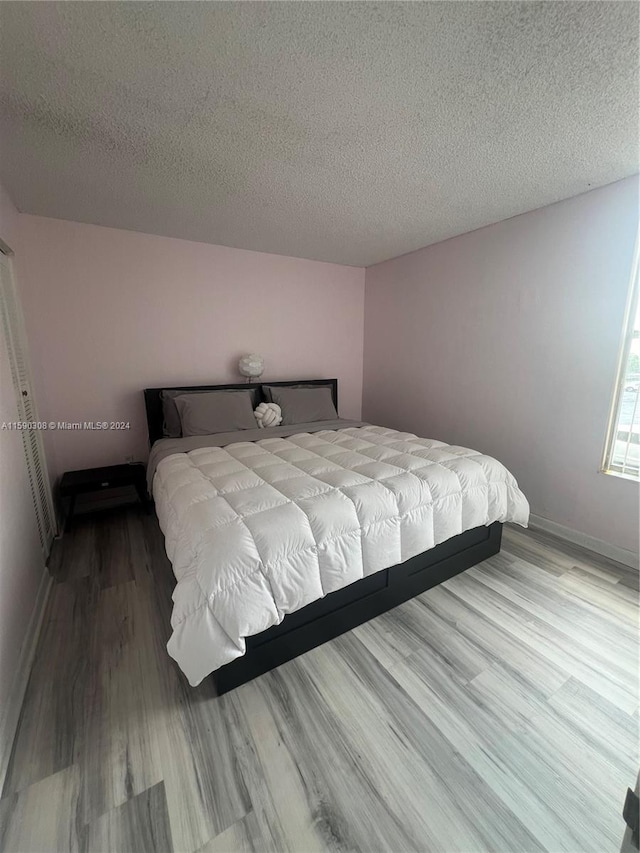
[144,379,529,693]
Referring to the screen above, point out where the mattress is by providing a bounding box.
[151,424,530,685]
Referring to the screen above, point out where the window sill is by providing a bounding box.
[600,468,639,484]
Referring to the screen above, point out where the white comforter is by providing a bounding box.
[153,425,529,685]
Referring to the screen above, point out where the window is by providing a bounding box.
[602,241,640,480]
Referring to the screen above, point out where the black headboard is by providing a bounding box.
[143,378,338,447]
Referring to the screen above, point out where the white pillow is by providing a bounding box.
[254,402,282,428]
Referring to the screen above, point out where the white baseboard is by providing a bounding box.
[0,566,52,792]
[527,513,639,569]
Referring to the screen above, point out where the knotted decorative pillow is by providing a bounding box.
[254,402,282,428]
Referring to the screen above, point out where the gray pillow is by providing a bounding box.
[262,383,332,404]
[173,390,257,437]
[266,386,338,426]
[161,388,258,437]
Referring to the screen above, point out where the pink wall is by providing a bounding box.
[363,177,639,555]
[11,180,638,558]
[14,216,365,483]
[0,182,46,771]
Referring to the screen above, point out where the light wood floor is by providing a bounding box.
[1,507,638,853]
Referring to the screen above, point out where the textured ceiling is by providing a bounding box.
[0,2,637,267]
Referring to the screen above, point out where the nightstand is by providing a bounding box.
[59,463,149,530]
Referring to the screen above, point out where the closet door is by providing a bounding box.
[0,250,56,556]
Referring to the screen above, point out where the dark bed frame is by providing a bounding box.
[144,379,502,694]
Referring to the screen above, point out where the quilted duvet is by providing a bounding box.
[153,425,529,685]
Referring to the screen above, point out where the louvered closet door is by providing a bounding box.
[0,250,56,556]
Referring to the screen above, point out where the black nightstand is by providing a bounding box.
[59,463,149,529]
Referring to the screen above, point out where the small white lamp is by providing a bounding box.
[238,353,265,382]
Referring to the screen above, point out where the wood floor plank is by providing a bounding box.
[389,647,605,852]
[121,512,252,853]
[264,656,433,852]
[504,525,637,579]
[445,571,638,712]
[468,664,633,845]
[617,569,640,591]
[477,549,638,639]
[501,525,572,576]
[546,677,639,775]
[418,584,570,698]
[0,765,82,853]
[80,580,164,824]
[466,558,638,671]
[152,647,251,852]
[317,633,546,853]
[94,511,136,590]
[84,781,173,853]
[223,680,329,853]
[558,568,639,626]
[2,515,636,853]
[2,578,96,796]
[349,615,417,671]
[368,594,493,683]
[198,810,282,853]
[49,520,96,585]
[125,509,177,616]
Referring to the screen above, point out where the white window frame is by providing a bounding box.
[601,235,640,481]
